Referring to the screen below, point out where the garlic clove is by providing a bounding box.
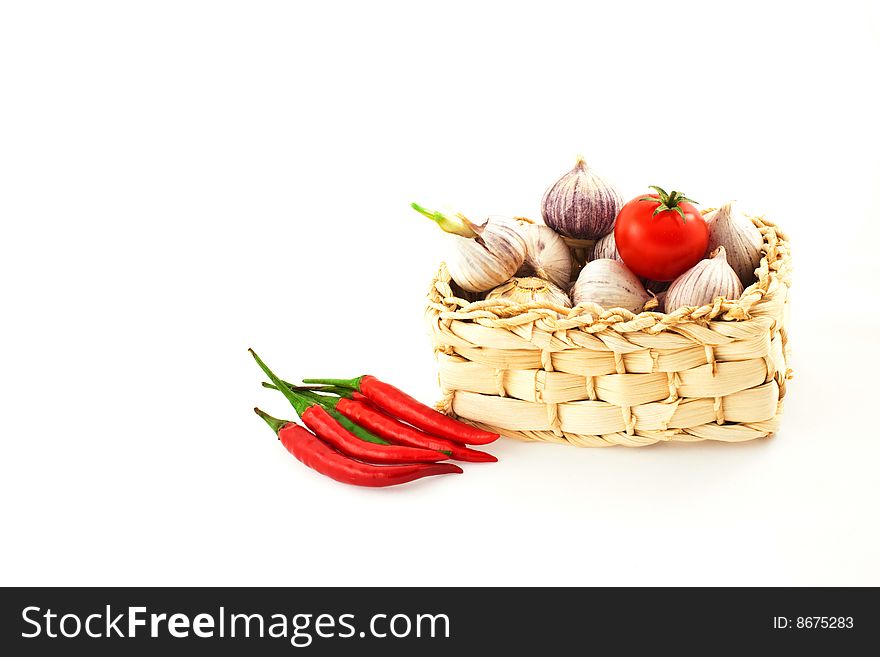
[487,276,572,310]
[571,258,651,313]
[591,228,622,261]
[704,201,764,286]
[541,156,623,240]
[515,222,573,289]
[665,246,744,312]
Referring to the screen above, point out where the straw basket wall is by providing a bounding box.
[426,214,792,447]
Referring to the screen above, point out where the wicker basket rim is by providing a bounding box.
[427,213,791,330]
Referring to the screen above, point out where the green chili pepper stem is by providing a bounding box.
[261,381,354,399]
[301,376,364,390]
[253,407,288,435]
[290,384,341,393]
[261,382,330,397]
[248,349,313,417]
[310,385,355,397]
[293,387,340,410]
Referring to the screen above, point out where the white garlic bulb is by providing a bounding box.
[591,229,622,261]
[412,203,526,293]
[705,201,763,286]
[515,222,572,288]
[665,246,744,312]
[446,217,526,293]
[571,258,651,313]
[487,276,572,308]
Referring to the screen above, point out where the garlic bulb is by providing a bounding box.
[665,246,744,312]
[541,156,623,239]
[487,276,572,308]
[571,258,651,313]
[705,201,763,286]
[592,229,622,261]
[515,222,572,288]
[412,203,526,293]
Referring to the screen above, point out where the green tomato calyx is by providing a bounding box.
[638,186,698,221]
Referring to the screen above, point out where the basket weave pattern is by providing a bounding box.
[426,215,792,447]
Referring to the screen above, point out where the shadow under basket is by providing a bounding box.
[425,214,793,447]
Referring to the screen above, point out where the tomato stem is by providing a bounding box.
[638,185,698,221]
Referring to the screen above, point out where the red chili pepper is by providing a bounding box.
[302,375,499,445]
[254,408,462,487]
[250,350,449,464]
[263,381,452,454]
[320,387,373,406]
[320,387,374,407]
[274,382,394,417]
[306,394,497,463]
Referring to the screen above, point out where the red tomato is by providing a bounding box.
[614,187,708,281]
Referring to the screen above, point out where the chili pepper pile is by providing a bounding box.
[250,349,499,487]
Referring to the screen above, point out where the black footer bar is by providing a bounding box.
[1,587,874,654]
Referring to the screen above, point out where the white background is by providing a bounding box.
[2,1,879,586]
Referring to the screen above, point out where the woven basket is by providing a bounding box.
[426,214,792,447]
